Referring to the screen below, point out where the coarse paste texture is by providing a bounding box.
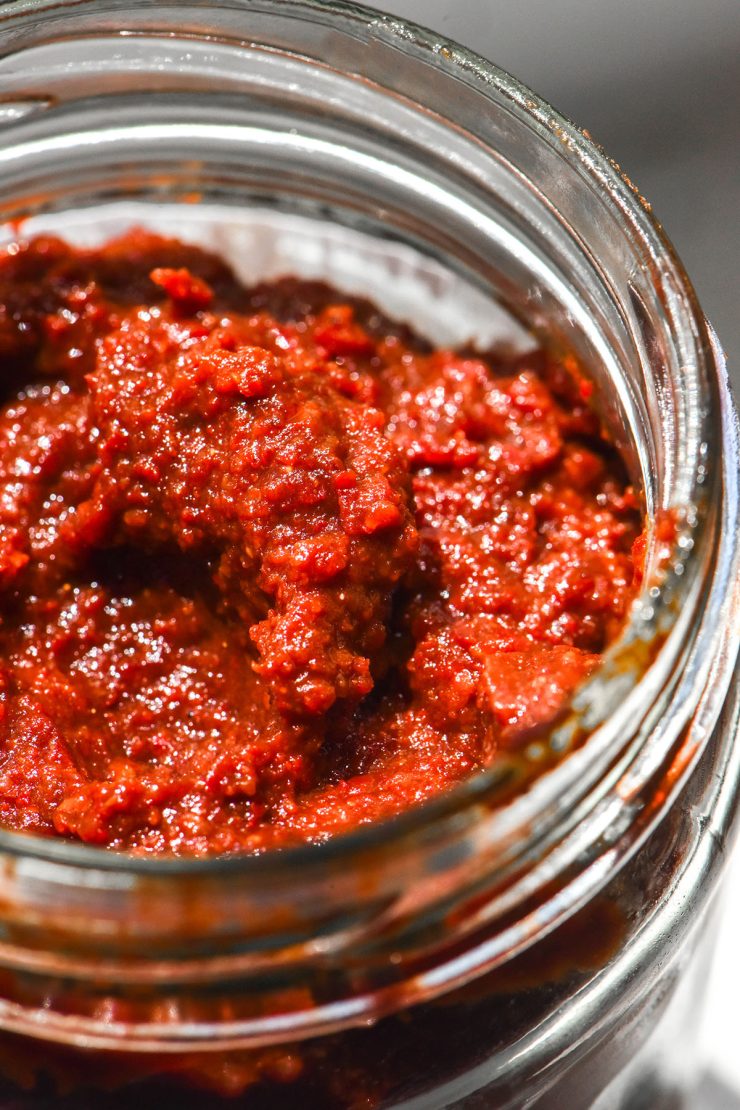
[0,231,641,855]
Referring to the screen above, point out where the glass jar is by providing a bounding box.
[0,2,736,1107]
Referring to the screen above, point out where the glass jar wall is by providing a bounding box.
[0,2,736,1107]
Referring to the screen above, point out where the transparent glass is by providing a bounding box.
[0,2,735,1107]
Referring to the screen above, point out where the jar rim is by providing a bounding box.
[0,0,731,887]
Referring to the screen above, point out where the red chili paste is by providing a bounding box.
[0,231,641,855]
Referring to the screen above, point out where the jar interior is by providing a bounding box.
[0,0,719,898]
[0,2,727,1059]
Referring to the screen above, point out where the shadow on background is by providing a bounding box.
[698,1073,740,1110]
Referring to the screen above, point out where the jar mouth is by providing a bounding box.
[0,0,734,1060]
[0,0,730,886]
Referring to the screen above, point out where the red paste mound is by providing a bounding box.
[0,232,641,855]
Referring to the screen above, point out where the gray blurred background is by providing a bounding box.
[370,0,740,386]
